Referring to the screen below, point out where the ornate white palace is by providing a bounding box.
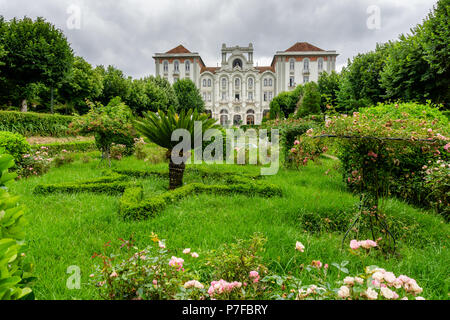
[153,42,338,125]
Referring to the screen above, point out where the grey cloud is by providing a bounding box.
[0,0,438,78]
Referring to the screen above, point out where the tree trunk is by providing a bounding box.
[21,99,28,112]
[50,87,54,114]
[169,158,186,190]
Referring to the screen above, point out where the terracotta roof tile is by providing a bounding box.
[200,67,220,74]
[166,45,192,54]
[285,42,324,52]
[256,66,275,73]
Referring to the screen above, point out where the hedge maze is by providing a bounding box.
[33,167,283,220]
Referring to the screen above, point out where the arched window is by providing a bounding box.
[248,78,254,89]
[232,59,243,69]
[303,59,309,72]
[222,78,227,89]
[318,58,324,72]
[264,79,268,87]
[290,59,295,71]
[220,109,228,115]
[203,79,207,87]
[185,60,190,72]
[235,78,240,88]
[174,61,180,72]
[163,61,169,73]
[268,79,273,87]
[208,79,212,87]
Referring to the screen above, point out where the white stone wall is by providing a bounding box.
[154,47,337,126]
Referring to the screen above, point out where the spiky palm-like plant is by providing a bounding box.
[134,108,218,190]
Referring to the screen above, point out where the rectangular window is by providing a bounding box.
[269,92,273,101]
[303,76,309,84]
[248,92,253,101]
[203,93,207,101]
[222,92,226,101]
[235,94,240,101]
[208,93,212,102]
[290,76,295,87]
[264,92,267,102]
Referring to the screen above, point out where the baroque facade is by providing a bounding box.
[153,42,338,125]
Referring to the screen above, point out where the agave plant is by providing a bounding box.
[134,108,218,189]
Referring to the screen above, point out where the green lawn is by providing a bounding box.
[7,155,450,300]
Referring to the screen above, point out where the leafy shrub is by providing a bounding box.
[261,118,320,164]
[0,149,34,300]
[322,102,449,216]
[288,134,328,169]
[53,152,75,168]
[110,144,127,161]
[90,236,428,301]
[70,97,137,163]
[0,111,74,137]
[17,149,52,179]
[133,138,147,160]
[422,158,449,220]
[204,233,268,284]
[296,82,321,117]
[0,131,31,166]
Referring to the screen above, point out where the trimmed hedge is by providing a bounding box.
[0,111,75,137]
[33,167,282,220]
[119,181,282,220]
[32,141,97,156]
[33,181,138,195]
[112,167,262,181]
[33,173,131,195]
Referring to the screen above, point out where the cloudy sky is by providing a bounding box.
[0,0,438,78]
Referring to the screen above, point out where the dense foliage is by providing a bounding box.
[0,131,31,166]
[58,56,104,115]
[0,16,73,112]
[269,85,303,119]
[337,43,390,112]
[0,111,74,137]
[70,98,137,163]
[320,102,449,218]
[0,148,33,300]
[172,79,205,113]
[297,82,321,118]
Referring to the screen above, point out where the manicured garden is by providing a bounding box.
[6,151,449,300]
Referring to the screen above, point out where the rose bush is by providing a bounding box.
[90,235,426,301]
[70,97,137,165]
[319,102,449,218]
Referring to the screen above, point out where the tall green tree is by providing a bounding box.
[337,43,390,112]
[59,56,103,114]
[0,16,73,112]
[126,76,181,116]
[173,79,205,113]
[318,71,340,111]
[150,76,179,110]
[96,65,131,105]
[269,85,303,119]
[381,0,449,105]
[297,82,321,117]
